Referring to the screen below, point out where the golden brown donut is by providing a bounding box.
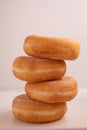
[25,76,78,103]
[23,35,80,60]
[12,56,66,82]
[12,94,67,123]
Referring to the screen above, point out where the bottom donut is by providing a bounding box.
[12,94,67,123]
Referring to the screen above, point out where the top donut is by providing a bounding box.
[23,35,80,60]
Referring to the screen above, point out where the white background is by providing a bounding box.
[0,0,87,90]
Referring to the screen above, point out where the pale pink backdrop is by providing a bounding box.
[0,0,86,90]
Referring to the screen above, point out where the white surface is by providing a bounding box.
[0,89,87,130]
[0,0,87,89]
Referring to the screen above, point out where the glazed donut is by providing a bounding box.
[23,35,80,60]
[25,76,78,103]
[12,56,66,82]
[12,94,67,123]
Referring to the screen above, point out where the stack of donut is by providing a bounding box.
[12,35,80,123]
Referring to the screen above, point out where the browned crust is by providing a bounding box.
[12,56,66,82]
[25,76,78,103]
[12,94,67,123]
[23,35,80,60]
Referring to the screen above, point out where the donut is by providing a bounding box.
[23,35,80,60]
[25,76,78,103]
[12,94,67,123]
[12,56,66,82]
